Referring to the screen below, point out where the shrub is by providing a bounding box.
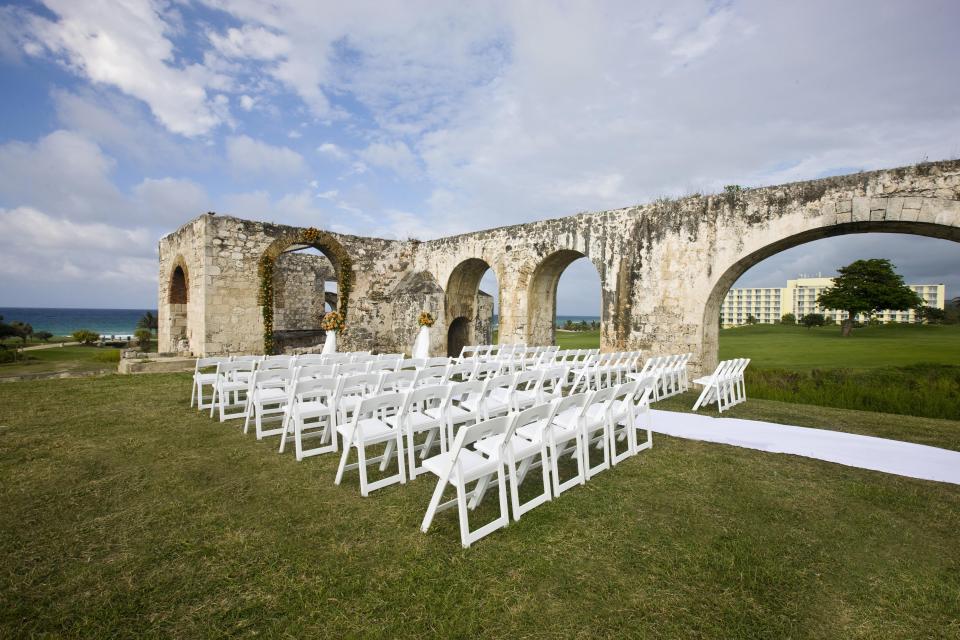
[134,328,153,352]
[72,329,100,345]
[801,313,825,328]
[92,350,121,363]
[780,313,796,325]
[34,331,53,342]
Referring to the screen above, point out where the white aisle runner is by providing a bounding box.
[649,409,960,485]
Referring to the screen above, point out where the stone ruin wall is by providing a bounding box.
[158,160,960,373]
[272,252,335,331]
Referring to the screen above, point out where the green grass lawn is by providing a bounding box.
[0,345,120,378]
[555,328,601,349]
[719,323,960,371]
[2,373,959,637]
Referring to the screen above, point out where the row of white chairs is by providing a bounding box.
[628,353,692,400]
[692,358,750,413]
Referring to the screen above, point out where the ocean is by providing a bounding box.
[0,307,157,337]
[493,314,600,328]
[0,308,599,336]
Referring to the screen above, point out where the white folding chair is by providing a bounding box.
[510,369,543,411]
[521,392,590,497]
[413,364,449,388]
[244,369,293,439]
[378,369,417,393]
[692,360,734,412]
[580,387,615,480]
[334,392,407,496]
[431,379,486,444]
[191,357,228,409]
[461,373,515,420]
[388,384,450,479]
[279,376,339,459]
[420,415,512,548]
[211,360,255,421]
[473,402,558,520]
[607,381,639,465]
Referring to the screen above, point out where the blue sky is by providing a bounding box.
[0,0,958,313]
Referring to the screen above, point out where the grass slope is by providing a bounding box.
[2,373,959,638]
[0,345,120,377]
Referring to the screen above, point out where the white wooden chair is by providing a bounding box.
[473,402,558,520]
[388,384,450,479]
[211,360,256,421]
[525,392,590,497]
[630,384,655,454]
[413,364,449,388]
[335,373,383,428]
[279,376,339,460]
[420,415,512,548]
[243,369,293,439]
[580,387,615,480]
[430,379,485,444]
[510,369,543,411]
[191,357,228,410]
[460,373,515,420]
[378,369,417,393]
[334,392,407,496]
[692,358,749,412]
[607,381,639,465]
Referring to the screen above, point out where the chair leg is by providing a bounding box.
[456,481,472,548]
[334,441,351,485]
[190,379,197,407]
[357,444,369,497]
[421,476,448,533]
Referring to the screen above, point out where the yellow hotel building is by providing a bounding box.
[721,277,945,327]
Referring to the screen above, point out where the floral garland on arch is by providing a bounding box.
[258,226,354,354]
[320,310,346,333]
[417,311,435,327]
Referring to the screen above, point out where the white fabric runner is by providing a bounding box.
[649,409,960,485]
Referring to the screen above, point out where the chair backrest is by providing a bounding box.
[294,354,327,366]
[350,353,375,363]
[291,376,339,405]
[471,361,502,381]
[195,356,227,373]
[294,363,338,380]
[503,401,559,448]
[339,372,381,394]
[252,368,292,389]
[232,355,264,364]
[368,358,401,373]
[426,356,451,367]
[323,354,353,365]
[216,360,255,380]
[514,368,542,394]
[445,362,474,382]
[349,392,406,434]
[401,358,426,370]
[450,415,511,455]
[378,369,417,393]
[414,364,449,388]
[447,379,486,407]
[260,357,293,371]
[553,391,590,420]
[400,383,450,421]
[338,361,371,375]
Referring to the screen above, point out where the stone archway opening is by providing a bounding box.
[701,221,960,371]
[260,229,353,354]
[167,261,189,345]
[447,316,471,357]
[527,250,601,346]
[445,257,497,355]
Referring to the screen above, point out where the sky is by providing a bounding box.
[0,0,958,314]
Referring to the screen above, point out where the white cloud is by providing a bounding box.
[0,129,126,221]
[317,142,348,160]
[0,206,151,253]
[22,0,225,136]
[221,188,329,228]
[209,25,291,60]
[359,140,419,178]
[133,178,211,225]
[226,135,306,176]
[239,94,255,111]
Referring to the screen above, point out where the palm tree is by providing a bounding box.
[137,311,158,332]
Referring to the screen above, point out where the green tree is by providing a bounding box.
[816,259,923,337]
[134,328,153,352]
[745,314,757,325]
[10,321,33,346]
[916,305,946,324]
[780,313,796,325]
[801,313,826,328]
[563,319,573,330]
[137,311,158,331]
[72,329,100,345]
[33,331,53,342]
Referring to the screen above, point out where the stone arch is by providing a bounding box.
[259,229,353,353]
[166,256,189,343]
[526,249,601,346]
[700,220,960,370]
[445,257,497,353]
[447,316,471,357]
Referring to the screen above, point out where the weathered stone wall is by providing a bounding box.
[157,216,207,355]
[158,160,960,372]
[273,252,334,330]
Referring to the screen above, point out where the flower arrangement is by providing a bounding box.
[321,310,346,333]
[417,311,435,328]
